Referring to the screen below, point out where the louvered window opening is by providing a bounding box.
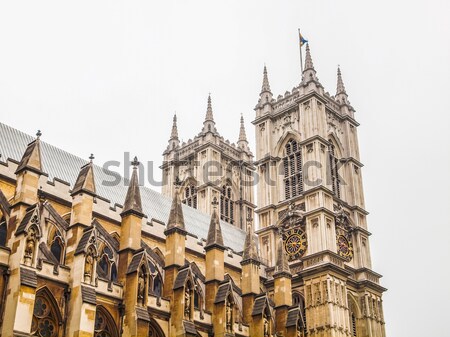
[283,140,303,200]
[220,185,234,224]
[328,142,341,198]
[182,185,197,209]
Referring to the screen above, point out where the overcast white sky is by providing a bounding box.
[1,1,449,336]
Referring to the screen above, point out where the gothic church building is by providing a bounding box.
[0,44,386,337]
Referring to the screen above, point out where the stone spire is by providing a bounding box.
[238,114,250,152]
[261,65,272,95]
[15,130,43,175]
[170,114,179,140]
[168,113,180,151]
[121,156,144,217]
[336,67,347,95]
[205,197,224,249]
[71,154,96,196]
[302,43,318,83]
[202,94,217,134]
[241,216,259,264]
[274,235,291,277]
[165,177,185,232]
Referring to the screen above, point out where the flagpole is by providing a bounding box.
[298,28,304,77]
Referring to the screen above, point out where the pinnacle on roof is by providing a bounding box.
[170,114,179,140]
[15,130,43,175]
[241,215,259,265]
[201,94,218,134]
[205,197,224,250]
[261,65,272,95]
[121,156,144,218]
[71,154,97,196]
[336,66,347,96]
[304,43,315,71]
[274,235,291,277]
[238,114,248,144]
[165,176,186,233]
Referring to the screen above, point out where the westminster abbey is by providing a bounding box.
[0,44,386,337]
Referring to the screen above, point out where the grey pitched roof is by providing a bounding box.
[286,308,300,328]
[20,268,37,288]
[136,306,150,322]
[0,188,10,216]
[16,204,37,235]
[183,321,198,336]
[214,283,231,304]
[81,285,97,305]
[173,267,191,290]
[0,122,246,252]
[252,295,269,316]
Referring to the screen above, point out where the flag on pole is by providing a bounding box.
[299,32,308,47]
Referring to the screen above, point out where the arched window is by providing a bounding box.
[96,244,117,283]
[283,139,303,200]
[94,306,119,337]
[348,296,360,337]
[328,140,341,198]
[48,227,64,264]
[148,319,165,337]
[220,184,235,224]
[0,218,6,246]
[31,288,61,337]
[153,274,163,297]
[182,184,197,209]
[292,292,307,337]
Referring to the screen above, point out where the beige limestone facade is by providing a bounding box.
[0,43,385,337]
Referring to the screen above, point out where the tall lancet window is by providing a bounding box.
[220,184,235,224]
[182,184,197,209]
[283,139,303,200]
[328,141,341,198]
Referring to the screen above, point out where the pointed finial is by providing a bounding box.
[121,155,144,218]
[205,93,214,122]
[132,156,140,168]
[336,66,347,96]
[205,196,224,249]
[261,65,272,94]
[241,214,260,265]
[36,130,42,138]
[274,234,291,277]
[238,113,248,145]
[170,113,179,140]
[89,154,95,162]
[304,43,315,71]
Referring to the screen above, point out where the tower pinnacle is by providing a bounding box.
[170,114,179,140]
[241,215,259,264]
[238,114,249,148]
[336,66,347,96]
[302,43,318,83]
[202,94,217,134]
[121,156,144,217]
[205,197,224,249]
[261,65,272,95]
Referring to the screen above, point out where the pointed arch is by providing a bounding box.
[348,293,362,337]
[148,318,166,337]
[94,305,119,337]
[274,130,302,157]
[327,132,344,158]
[0,217,6,246]
[181,177,198,209]
[220,179,236,224]
[31,286,63,336]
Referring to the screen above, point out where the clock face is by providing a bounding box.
[337,235,353,261]
[282,228,307,260]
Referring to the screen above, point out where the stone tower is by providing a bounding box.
[161,95,255,229]
[253,45,386,336]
